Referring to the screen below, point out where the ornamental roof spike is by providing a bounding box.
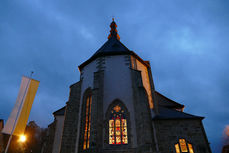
[108,18,120,40]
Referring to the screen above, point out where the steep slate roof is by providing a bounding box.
[153,107,203,120]
[93,36,131,55]
[78,37,132,70]
[53,106,66,116]
[155,91,184,109]
[78,20,149,71]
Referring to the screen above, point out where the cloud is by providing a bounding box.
[0,0,228,152]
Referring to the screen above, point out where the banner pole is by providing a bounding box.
[29,71,34,79]
[4,77,31,153]
[4,134,13,153]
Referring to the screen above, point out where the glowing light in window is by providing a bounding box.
[175,139,195,153]
[114,105,121,112]
[175,143,180,153]
[188,143,194,153]
[83,96,92,150]
[109,120,115,144]
[109,105,128,145]
[179,139,188,152]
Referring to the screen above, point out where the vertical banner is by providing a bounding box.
[2,76,39,136]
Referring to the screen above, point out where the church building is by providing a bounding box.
[42,19,212,153]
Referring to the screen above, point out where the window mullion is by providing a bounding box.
[186,142,189,153]
[114,117,116,144]
[179,143,182,153]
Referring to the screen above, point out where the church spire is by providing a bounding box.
[108,18,120,40]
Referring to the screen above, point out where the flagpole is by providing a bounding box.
[4,72,33,153]
[30,71,34,79]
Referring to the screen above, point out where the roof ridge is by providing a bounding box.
[153,106,204,120]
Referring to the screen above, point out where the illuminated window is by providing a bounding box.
[109,105,128,145]
[175,144,181,153]
[179,139,188,152]
[188,144,194,153]
[175,139,195,153]
[83,95,92,150]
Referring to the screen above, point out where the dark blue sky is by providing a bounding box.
[1,0,228,152]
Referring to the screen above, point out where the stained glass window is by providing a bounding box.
[83,96,92,150]
[109,105,128,145]
[175,143,181,153]
[179,139,188,152]
[175,139,195,153]
[188,144,194,153]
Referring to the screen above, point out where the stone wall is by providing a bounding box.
[42,121,56,153]
[77,70,104,153]
[131,69,156,153]
[91,70,104,152]
[153,119,211,153]
[52,115,65,153]
[60,81,82,153]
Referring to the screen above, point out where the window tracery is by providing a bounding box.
[109,104,128,145]
[175,139,194,153]
[179,139,188,152]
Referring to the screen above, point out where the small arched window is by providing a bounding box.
[175,139,194,153]
[83,94,92,150]
[109,105,128,145]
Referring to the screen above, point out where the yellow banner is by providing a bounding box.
[13,78,39,136]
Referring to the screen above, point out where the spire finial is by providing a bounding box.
[108,18,120,40]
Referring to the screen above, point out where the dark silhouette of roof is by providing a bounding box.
[94,36,131,55]
[222,144,229,153]
[53,106,66,116]
[155,91,184,109]
[153,107,203,120]
[78,19,149,71]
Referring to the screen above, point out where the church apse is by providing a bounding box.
[42,19,212,153]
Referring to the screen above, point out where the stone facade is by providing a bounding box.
[60,81,82,153]
[42,20,212,153]
[153,119,211,153]
[42,121,56,153]
[131,69,156,153]
[91,70,104,152]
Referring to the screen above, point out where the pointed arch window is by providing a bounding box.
[83,95,92,150]
[175,139,195,153]
[109,105,128,145]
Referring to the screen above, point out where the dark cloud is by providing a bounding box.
[1,0,228,152]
